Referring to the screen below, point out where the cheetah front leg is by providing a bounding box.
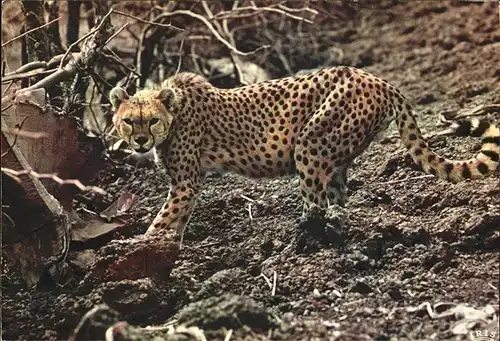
[145,179,200,248]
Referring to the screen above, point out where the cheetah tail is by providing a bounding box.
[397,107,499,182]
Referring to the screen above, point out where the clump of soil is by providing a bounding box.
[2,2,499,341]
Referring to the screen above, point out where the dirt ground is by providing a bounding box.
[2,2,500,341]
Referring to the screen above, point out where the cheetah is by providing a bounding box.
[110,67,499,247]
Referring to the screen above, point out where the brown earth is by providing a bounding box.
[2,2,500,341]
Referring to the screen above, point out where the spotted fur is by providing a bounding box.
[110,67,499,243]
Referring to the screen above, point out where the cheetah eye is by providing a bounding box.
[150,118,160,125]
[123,118,133,125]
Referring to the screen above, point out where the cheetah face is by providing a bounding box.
[109,87,176,153]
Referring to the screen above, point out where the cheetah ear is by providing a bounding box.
[157,88,176,110]
[109,87,129,109]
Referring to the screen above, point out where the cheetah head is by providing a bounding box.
[109,86,177,153]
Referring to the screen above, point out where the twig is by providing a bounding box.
[271,270,277,296]
[1,116,29,158]
[241,194,255,202]
[190,44,203,75]
[4,61,48,76]
[104,22,130,46]
[277,4,318,16]
[175,36,185,75]
[153,9,270,56]
[258,271,277,296]
[262,30,293,75]
[2,68,56,83]
[222,2,248,86]
[59,9,113,69]
[2,17,61,48]
[2,208,15,228]
[201,1,224,32]
[214,2,316,23]
[142,320,178,331]
[102,48,141,77]
[241,194,255,220]
[89,70,113,92]
[112,9,183,31]
[1,168,106,194]
[1,103,13,113]
[246,203,253,221]
[2,80,13,96]
[259,272,273,289]
[223,329,233,341]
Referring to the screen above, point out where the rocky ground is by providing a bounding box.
[2,2,499,341]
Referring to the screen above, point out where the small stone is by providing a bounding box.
[401,270,415,279]
[282,312,294,323]
[331,289,342,297]
[392,243,405,253]
[416,93,437,105]
[387,286,403,301]
[351,279,372,294]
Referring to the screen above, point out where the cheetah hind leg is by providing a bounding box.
[295,165,349,253]
[324,165,349,225]
[299,165,349,225]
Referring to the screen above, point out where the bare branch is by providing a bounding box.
[222,1,248,86]
[175,37,185,75]
[2,68,56,83]
[0,10,114,99]
[102,48,141,77]
[104,22,130,46]
[277,4,319,16]
[59,9,113,69]
[2,116,29,158]
[153,8,270,57]
[4,61,48,76]
[1,168,106,195]
[1,17,61,48]
[2,80,14,96]
[214,2,316,23]
[112,9,183,31]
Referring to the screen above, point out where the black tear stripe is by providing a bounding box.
[471,120,490,137]
[481,150,499,162]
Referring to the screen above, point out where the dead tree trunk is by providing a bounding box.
[2,118,69,287]
[67,0,82,46]
[2,7,114,286]
[21,1,51,63]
